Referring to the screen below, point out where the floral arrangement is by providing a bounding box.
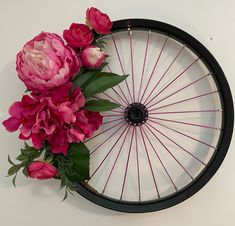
[2,7,127,200]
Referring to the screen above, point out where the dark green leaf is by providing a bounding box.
[16,154,26,161]
[67,143,90,182]
[21,143,41,159]
[84,99,120,112]
[12,174,17,187]
[61,189,68,202]
[8,165,21,176]
[73,70,100,90]
[8,155,15,165]
[22,167,28,177]
[83,73,128,97]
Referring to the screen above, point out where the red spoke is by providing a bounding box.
[90,125,129,178]
[139,126,160,198]
[143,45,185,105]
[149,116,220,131]
[145,57,200,107]
[101,93,125,109]
[103,117,123,125]
[134,127,141,201]
[146,121,206,165]
[91,122,126,155]
[110,109,124,114]
[147,73,211,108]
[106,64,129,105]
[144,124,194,180]
[148,90,218,110]
[149,109,221,115]
[85,120,124,143]
[120,127,135,200]
[103,114,124,117]
[139,36,168,103]
[148,119,217,149]
[101,126,131,194]
[129,29,135,102]
[141,126,177,191]
[137,30,150,102]
[111,33,133,103]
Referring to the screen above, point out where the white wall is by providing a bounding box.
[0,0,234,225]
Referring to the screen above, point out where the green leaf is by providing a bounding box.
[73,70,100,90]
[12,174,17,187]
[84,99,120,112]
[83,73,128,97]
[21,143,41,159]
[8,155,15,165]
[22,167,28,177]
[67,143,90,182]
[8,165,21,176]
[16,154,26,161]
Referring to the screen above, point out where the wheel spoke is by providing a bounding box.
[141,126,177,191]
[139,35,168,103]
[147,73,211,107]
[148,90,218,110]
[90,125,129,178]
[146,121,206,165]
[149,109,221,115]
[148,119,217,149]
[129,29,135,102]
[120,127,135,200]
[102,126,131,194]
[137,30,151,102]
[145,57,200,107]
[149,116,220,130]
[106,64,129,105]
[134,127,141,201]
[85,120,124,143]
[111,33,133,102]
[143,45,185,105]
[144,124,194,180]
[139,126,160,198]
[102,117,124,125]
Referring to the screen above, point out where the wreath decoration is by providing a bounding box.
[2,7,127,200]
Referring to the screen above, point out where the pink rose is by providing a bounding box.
[63,23,94,48]
[2,83,103,155]
[28,161,58,180]
[81,45,105,68]
[16,32,81,92]
[86,7,112,34]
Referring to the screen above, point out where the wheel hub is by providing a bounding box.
[124,102,148,126]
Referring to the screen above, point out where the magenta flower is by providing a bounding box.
[2,83,103,155]
[16,32,81,92]
[86,7,113,34]
[63,23,94,48]
[28,161,58,180]
[81,45,105,68]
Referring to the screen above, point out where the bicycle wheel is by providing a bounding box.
[76,19,234,213]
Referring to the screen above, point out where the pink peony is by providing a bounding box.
[28,161,58,179]
[16,32,81,92]
[2,83,103,155]
[81,45,105,68]
[86,7,112,34]
[63,23,94,48]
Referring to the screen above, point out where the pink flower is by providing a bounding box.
[16,32,81,92]
[2,83,103,155]
[28,161,58,180]
[86,7,112,34]
[81,45,105,68]
[63,23,94,48]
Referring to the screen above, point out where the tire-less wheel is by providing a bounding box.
[76,19,234,213]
